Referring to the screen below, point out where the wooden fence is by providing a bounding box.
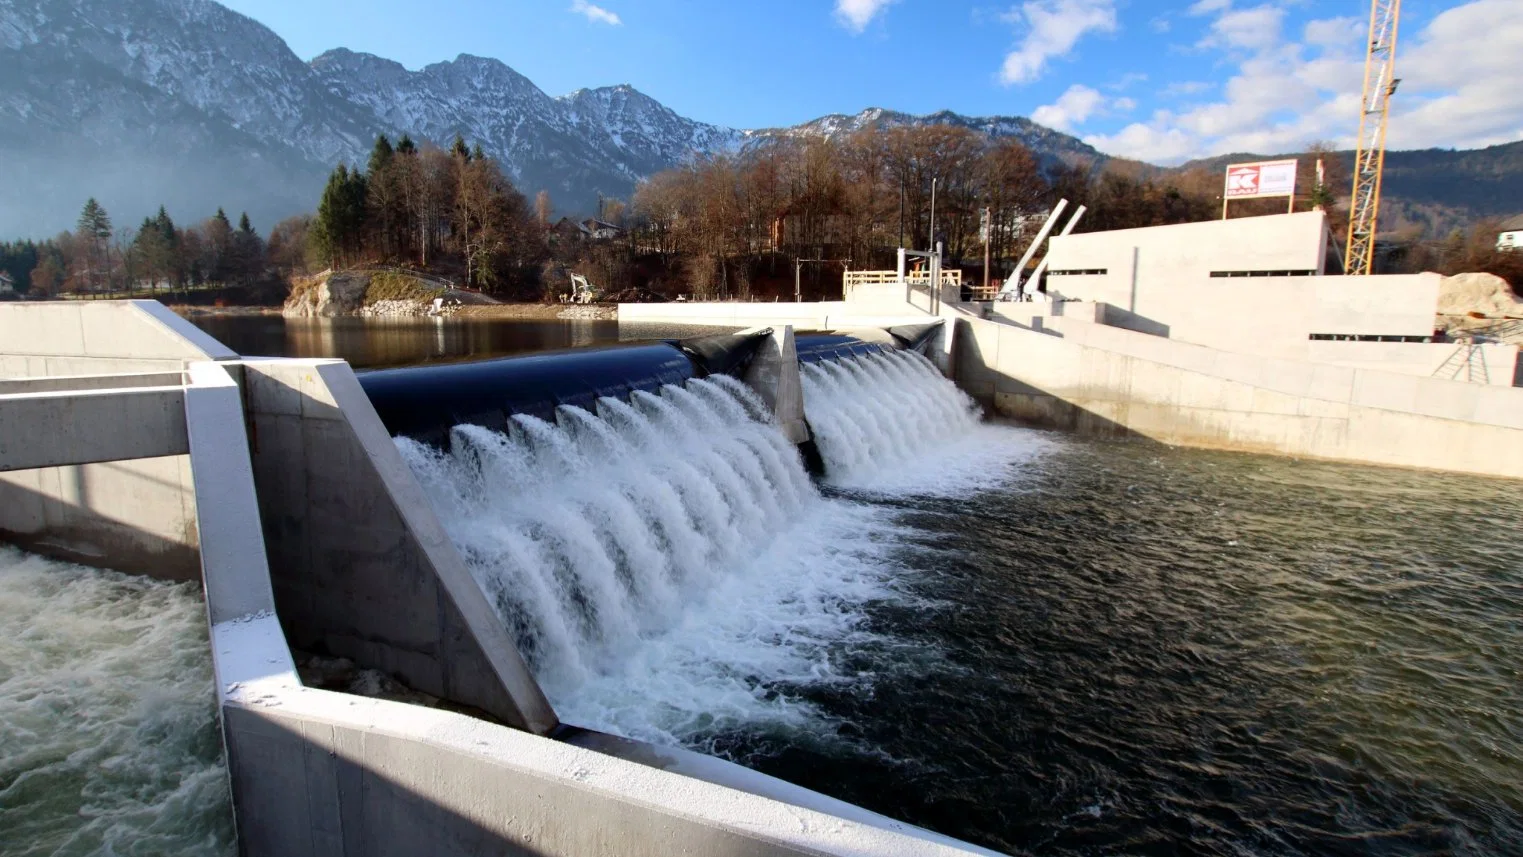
[843,269,962,290]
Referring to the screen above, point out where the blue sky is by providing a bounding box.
[221,0,1522,164]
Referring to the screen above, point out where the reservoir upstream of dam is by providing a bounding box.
[5,314,1520,854]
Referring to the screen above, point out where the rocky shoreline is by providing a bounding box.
[277,270,618,321]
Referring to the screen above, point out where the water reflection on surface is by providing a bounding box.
[185,315,736,368]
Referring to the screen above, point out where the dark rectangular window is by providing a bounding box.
[1209,270,1319,277]
[1308,334,1431,342]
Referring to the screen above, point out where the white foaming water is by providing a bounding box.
[0,547,234,855]
[398,352,1047,748]
[802,348,1055,494]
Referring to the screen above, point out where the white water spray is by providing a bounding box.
[801,349,980,483]
[398,351,1042,745]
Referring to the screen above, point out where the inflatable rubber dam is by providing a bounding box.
[0,302,998,857]
[355,326,971,721]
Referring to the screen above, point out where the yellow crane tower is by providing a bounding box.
[1344,0,1402,276]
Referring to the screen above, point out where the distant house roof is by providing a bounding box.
[1501,214,1523,232]
[581,218,624,233]
[0,271,14,287]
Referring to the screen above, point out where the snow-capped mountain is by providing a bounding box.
[765,108,1102,164]
[0,0,1097,236]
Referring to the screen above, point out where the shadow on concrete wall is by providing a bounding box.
[1097,305,1171,339]
[0,477,200,581]
[952,319,1157,443]
[241,360,554,733]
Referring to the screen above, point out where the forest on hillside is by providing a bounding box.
[3,125,1519,302]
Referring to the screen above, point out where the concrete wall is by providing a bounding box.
[0,300,235,377]
[0,379,201,580]
[240,358,556,734]
[740,326,810,444]
[0,301,234,579]
[218,677,1002,857]
[955,308,1523,478]
[1308,340,1518,386]
[1045,211,1329,297]
[1037,272,1442,360]
[619,299,941,331]
[1038,213,1444,360]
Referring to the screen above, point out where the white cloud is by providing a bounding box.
[1161,80,1211,97]
[1303,16,1361,49]
[999,0,1117,85]
[1085,0,1523,163]
[1033,85,1106,130]
[1187,0,1231,17]
[570,0,621,26]
[836,0,896,33]
[1107,72,1148,91]
[1033,83,1135,131]
[1199,4,1284,51]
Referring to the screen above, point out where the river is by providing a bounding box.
[10,316,1522,855]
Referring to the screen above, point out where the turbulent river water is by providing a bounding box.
[8,330,1522,856]
[0,548,234,855]
[401,346,1523,855]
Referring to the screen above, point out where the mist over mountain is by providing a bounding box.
[1,0,1516,239]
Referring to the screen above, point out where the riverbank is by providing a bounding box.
[456,303,616,320]
[175,302,617,320]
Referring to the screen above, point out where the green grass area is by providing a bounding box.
[363,271,446,306]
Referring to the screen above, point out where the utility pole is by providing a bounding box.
[982,206,991,296]
[898,180,905,250]
[929,178,937,254]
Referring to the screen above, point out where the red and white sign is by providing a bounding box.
[1224,159,1297,199]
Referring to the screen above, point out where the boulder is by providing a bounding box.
[1437,272,1523,318]
[283,271,371,318]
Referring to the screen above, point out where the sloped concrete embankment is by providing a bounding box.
[956,308,1523,478]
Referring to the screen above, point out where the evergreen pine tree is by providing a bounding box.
[471,143,486,162]
[369,135,395,176]
[76,198,113,292]
[206,207,234,283]
[77,198,112,239]
[396,134,417,156]
[314,164,368,268]
[452,134,470,160]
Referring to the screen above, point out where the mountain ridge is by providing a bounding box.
[0,0,1516,239]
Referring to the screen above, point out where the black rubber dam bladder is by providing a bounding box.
[358,331,776,447]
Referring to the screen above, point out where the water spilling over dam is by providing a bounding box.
[395,348,988,745]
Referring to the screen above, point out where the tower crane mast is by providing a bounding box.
[1344,0,1401,276]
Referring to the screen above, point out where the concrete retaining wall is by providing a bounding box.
[0,300,235,377]
[619,300,941,331]
[1045,211,1329,298]
[0,302,233,579]
[1038,212,1447,361]
[956,309,1523,478]
[1307,339,1518,386]
[240,358,557,734]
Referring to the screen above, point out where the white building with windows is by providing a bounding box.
[0,271,16,297]
[1498,214,1523,252]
